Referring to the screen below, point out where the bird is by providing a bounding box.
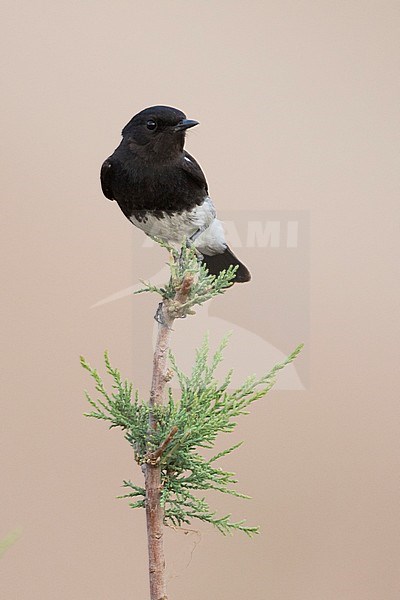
[100,105,251,283]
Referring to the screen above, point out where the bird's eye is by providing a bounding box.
[146,119,157,131]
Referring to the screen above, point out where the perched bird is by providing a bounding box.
[101,105,251,283]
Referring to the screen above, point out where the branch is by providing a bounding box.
[145,426,179,465]
[81,239,303,600]
[145,268,195,600]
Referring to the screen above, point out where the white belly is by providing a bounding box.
[129,196,226,255]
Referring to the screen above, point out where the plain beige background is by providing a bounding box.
[1,1,399,599]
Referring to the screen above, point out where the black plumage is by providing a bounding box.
[100,105,251,283]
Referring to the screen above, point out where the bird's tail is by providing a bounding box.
[201,246,251,283]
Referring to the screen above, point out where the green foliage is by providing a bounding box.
[0,529,21,559]
[134,240,238,314]
[81,238,302,536]
[81,338,303,536]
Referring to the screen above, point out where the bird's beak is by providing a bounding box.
[174,119,199,132]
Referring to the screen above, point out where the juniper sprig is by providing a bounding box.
[81,239,302,539]
[134,239,238,317]
[81,337,302,536]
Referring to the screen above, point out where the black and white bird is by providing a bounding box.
[100,105,251,283]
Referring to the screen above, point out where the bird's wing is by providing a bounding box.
[181,151,209,195]
[100,158,115,200]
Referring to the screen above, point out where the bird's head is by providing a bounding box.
[121,105,198,157]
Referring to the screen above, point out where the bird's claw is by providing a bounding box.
[154,302,166,325]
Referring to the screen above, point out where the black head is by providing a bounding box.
[121,105,198,156]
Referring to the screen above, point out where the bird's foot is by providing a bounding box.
[154,302,166,325]
[189,226,206,244]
